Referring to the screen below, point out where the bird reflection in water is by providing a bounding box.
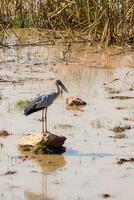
[22,154,66,200]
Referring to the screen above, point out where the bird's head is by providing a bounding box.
[55,80,68,93]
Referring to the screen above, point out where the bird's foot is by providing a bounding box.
[42,131,50,137]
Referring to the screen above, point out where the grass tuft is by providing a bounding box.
[91,119,104,129]
[16,99,29,110]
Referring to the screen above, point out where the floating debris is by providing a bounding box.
[117,158,134,165]
[0,130,10,137]
[0,143,4,148]
[31,170,38,173]
[0,93,2,100]
[108,96,134,100]
[54,123,73,129]
[0,77,8,82]
[100,193,111,198]
[18,155,28,161]
[103,78,120,85]
[109,132,126,139]
[1,170,17,176]
[0,77,20,83]
[129,82,134,91]
[116,106,127,110]
[111,125,131,133]
[105,87,120,94]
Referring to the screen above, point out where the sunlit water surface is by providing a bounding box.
[0,32,134,200]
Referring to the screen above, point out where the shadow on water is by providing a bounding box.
[65,149,130,157]
[26,154,66,200]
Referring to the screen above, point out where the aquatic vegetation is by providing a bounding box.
[0,143,4,149]
[129,83,134,91]
[54,123,73,129]
[123,116,134,122]
[108,96,134,100]
[16,99,29,110]
[123,117,130,121]
[0,94,2,100]
[105,87,120,95]
[91,119,104,129]
[19,145,33,152]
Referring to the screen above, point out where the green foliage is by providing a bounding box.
[19,145,32,151]
[16,99,29,110]
[91,119,104,129]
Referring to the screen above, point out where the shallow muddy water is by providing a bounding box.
[0,31,134,200]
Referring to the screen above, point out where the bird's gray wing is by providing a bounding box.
[36,92,58,108]
[24,95,45,115]
[24,93,58,115]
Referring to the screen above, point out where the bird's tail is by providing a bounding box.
[24,107,42,116]
[24,107,31,116]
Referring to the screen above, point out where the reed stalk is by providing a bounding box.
[0,0,133,45]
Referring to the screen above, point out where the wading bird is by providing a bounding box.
[24,80,68,135]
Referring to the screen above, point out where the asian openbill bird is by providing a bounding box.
[24,80,68,135]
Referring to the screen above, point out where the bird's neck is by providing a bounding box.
[57,85,61,94]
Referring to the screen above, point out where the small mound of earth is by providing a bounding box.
[0,130,10,137]
[111,125,131,133]
[100,193,111,198]
[66,97,87,109]
[18,133,66,154]
[117,158,134,165]
[108,95,134,100]
[109,132,126,139]
[4,170,17,175]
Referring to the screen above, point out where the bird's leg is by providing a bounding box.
[44,108,47,134]
[42,109,45,134]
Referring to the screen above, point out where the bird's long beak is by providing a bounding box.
[59,82,68,93]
